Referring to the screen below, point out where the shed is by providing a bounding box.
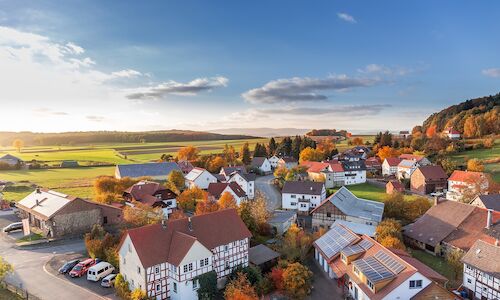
[249,244,280,272]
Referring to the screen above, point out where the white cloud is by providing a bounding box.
[65,42,84,54]
[337,13,356,23]
[126,76,229,100]
[357,64,411,76]
[242,75,380,104]
[482,68,500,78]
[111,69,142,78]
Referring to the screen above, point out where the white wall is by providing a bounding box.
[384,272,431,300]
[344,170,366,185]
[228,173,254,199]
[187,171,217,189]
[282,189,326,211]
[259,159,272,173]
[119,235,147,292]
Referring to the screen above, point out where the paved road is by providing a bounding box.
[0,210,111,300]
[255,174,281,211]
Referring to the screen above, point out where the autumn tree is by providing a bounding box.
[166,170,185,193]
[467,158,485,172]
[207,156,226,173]
[177,145,200,161]
[224,272,258,300]
[383,193,431,224]
[376,219,403,240]
[282,262,313,299]
[352,137,364,146]
[0,256,13,280]
[270,267,284,290]
[446,248,464,280]
[195,199,220,216]
[316,138,336,159]
[223,144,237,165]
[12,139,24,153]
[240,142,251,165]
[299,147,323,162]
[273,166,288,181]
[219,192,238,209]
[281,223,313,262]
[177,187,208,211]
[94,176,144,204]
[379,236,406,250]
[130,288,148,300]
[124,203,164,227]
[426,125,437,138]
[169,209,187,220]
[377,146,401,162]
[114,274,131,299]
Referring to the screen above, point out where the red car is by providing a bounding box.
[69,258,95,278]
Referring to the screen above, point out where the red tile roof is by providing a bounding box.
[122,209,252,268]
[305,161,330,173]
[399,154,425,162]
[417,165,448,180]
[449,170,486,183]
[387,180,405,190]
[207,182,247,198]
[384,157,402,166]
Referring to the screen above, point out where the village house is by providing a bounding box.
[410,165,448,195]
[268,210,297,235]
[281,181,326,213]
[115,162,182,180]
[123,181,177,217]
[342,159,367,185]
[277,157,298,169]
[365,157,382,175]
[268,155,280,169]
[399,154,431,166]
[443,127,461,140]
[470,194,500,211]
[207,182,247,205]
[446,170,489,202]
[0,154,24,168]
[118,209,251,300]
[397,159,419,180]
[177,160,194,175]
[386,180,405,194]
[301,159,365,189]
[313,223,437,300]
[219,166,247,180]
[382,158,401,177]
[226,172,256,200]
[250,157,272,174]
[16,188,122,238]
[398,130,411,139]
[461,240,500,300]
[310,186,384,230]
[403,200,500,257]
[184,167,218,190]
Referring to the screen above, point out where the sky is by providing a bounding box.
[0,1,499,133]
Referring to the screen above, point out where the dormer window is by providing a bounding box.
[367,280,374,290]
[341,253,347,263]
[353,266,360,276]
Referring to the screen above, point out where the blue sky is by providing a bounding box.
[0,1,499,133]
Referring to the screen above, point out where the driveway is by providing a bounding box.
[306,257,345,300]
[255,174,281,211]
[0,210,115,300]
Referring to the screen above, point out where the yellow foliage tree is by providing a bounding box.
[467,158,485,172]
[224,272,258,300]
[123,203,164,227]
[177,146,200,161]
[299,147,323,162]
[219,192,238,209]
[379,236,406,250]
[177,187,208,211]
[12,139,24,153]
[282,262,313,299]
[377,146,401,162]
[195,199,220,216]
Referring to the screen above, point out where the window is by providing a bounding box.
[409,280,422,289]
[200,259,205,267]
[155,267,159,274]
[467,278,472,284]
[291,195,296,198]
[367,280,374,290]
[326,212,331,218]
[183,265,188,273]
[224,245,228,251]
[193,280,198,290]
[341,254,346,262]
[173,282,177,293]
[123,257,126,265]
[225,260,230,270]
[353,266,360,276]
[128,243,132,252]
[291,202,297,206]
[137,266,141,274]
[103,216,108,224]
[204,258,209,266]
[156,284,161,292]
[188,263,193,271]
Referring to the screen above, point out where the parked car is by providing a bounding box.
[2,222,23,233]
[101,274,117,288]
[87,262,115,282]
[69,258,95,278]
[58,259,80,274]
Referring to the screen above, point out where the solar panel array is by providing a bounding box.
[358,239,374,250]
[341,244,364,257]
[315,224,358,259]
[374,250,406,274]
[353,257,395,283]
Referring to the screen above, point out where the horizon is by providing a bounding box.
[1,1,500,132]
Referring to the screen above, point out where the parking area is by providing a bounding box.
[46,253,117,298]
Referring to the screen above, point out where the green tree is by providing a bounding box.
[114,274,131,300]
[446,248,464,280]
[167,170,185,193]
[268,138,277,155]
[240,142,251,165]
[196,271,219,300]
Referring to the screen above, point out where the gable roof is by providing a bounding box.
[473,194,500,211]
[123,209,252,268]
[220,166,247,176]
[449,170,486,183]
[17,189,78,220]
[0,154,23,164]
[251,157,268,167]
[399,154,426,162]
[185,167,209,181]
[416,165,447,180]
[312,187,384,223]
[116,162,181,179]
[387,180,404,190]
[177,160,194,174]
[384,157,402,167]
[207,182,247,198]
[123,180,176,205]
[269,210,296,224]
[398,159,417,168]
[461,240,500,277]
[282,181,324,195]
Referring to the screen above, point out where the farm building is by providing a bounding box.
[115,162,181,180]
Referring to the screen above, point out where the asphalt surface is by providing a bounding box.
[0,210,116,300]
[255,174,281,211]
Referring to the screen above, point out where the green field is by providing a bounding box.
[449,140,500,181]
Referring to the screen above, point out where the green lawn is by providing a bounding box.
[329,183,387,202]
[410,249,461,288]
[449,141,500,181]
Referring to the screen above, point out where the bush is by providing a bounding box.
[114,274,131,299]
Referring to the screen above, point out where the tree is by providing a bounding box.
[123,203,164,227]
[270,267,284,290]
[463,115,477,138]
[378,236,406,250]
[377,146,401,162]
[114,274,131,300]
[240,142,251,165]
[405,196,432,222]
[376,219,402,240]
[196,271,219,300]
[207,156,226,173]
[167,170,185,193]
[169,209,187,220]
[0,256,13,280]
[219,192,238,209]
[177,145,200,161]
[299,147,323,162]
[268,138,277,155]
[273,166,288,181]
[446,248,464,280]
[251,192,270,227]
[238,201,258,234]
[12,139,24,152]
[352,137,364,146]
[281,224,313,262]
[224,272,258,300]
[177,187,208,211]
[282,262,313,299]
[253,143,267,157]
[223,144,237,165]
[130,288,148,300]
[426,125,437,138]
[438,157,458,175]
[467,158,485,172]
[195,199,220,216]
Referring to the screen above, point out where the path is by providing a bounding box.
[255,174,281,211]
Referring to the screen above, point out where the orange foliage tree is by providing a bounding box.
[219,192,238,209]
[352,137,364,145]
[177,146,200,161]
[195,199,220,216]
[282,262,313,299]
[426,125,437,138]
[177,187,207,211]
[207,156,226,173]
[377,146,401,162]
[224,272,258,300]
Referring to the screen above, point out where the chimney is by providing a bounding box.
[35,199,39,206]
[434,196,439,206]
[161,218,167,229]
[188,217,193,231]
[495,239,499,247]
[486,209,493,229]
[36,187,41,194]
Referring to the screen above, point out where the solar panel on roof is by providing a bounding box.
[353,257,395,283]
[358,239,374,250]
[315,224,358,259]
[341,244,364,256]
[374,250,406,274]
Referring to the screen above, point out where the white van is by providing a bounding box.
[87,262,115,282]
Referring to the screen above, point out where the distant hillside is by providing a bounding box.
[422,93,499,136]
[0,130,259,146]
[209,128,310,137]
[305,129,348,137]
